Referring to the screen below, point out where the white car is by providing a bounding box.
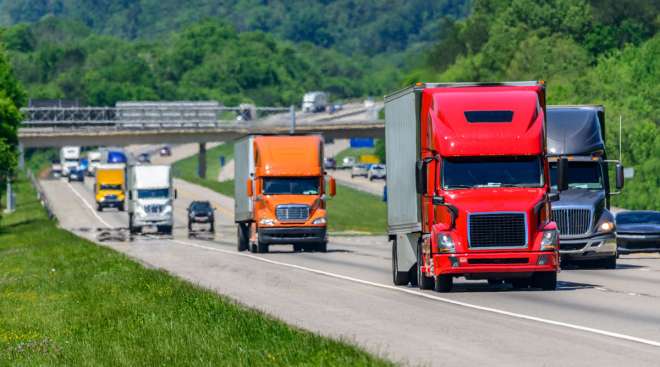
[368,164,386,181]
[342,156,356,168]
[351,164,369,178]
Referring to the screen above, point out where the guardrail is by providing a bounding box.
[27,169,56,221]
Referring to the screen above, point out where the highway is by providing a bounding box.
[38,149,660,366]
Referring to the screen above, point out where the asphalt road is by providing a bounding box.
[39,146,660,366]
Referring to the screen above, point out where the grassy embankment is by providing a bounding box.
[0,176,392,365]
[172,144,387,234]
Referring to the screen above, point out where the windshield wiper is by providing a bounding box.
[446,184,473,189]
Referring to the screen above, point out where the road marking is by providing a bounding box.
[171,238,660,348]
[66,181,112,228]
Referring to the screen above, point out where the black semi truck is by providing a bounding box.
[547,105,625,268]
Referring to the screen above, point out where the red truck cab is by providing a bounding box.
[385,82,561,292]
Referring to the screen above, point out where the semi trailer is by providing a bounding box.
[234,135,336,253]
[60,146,80,177]
[547,105,624,268]
[385,81,563,292]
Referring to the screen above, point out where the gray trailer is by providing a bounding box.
[547,105,624,268]
[385,87,423,282]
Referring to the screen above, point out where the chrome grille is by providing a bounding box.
[469,213,527,248]
[144,204,164,214]
[552,208,591,236]
[276,205,310,221]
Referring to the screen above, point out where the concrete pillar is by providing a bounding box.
[198,142,207,179]
[18,142,25,170]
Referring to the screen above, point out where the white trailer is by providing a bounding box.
[302,91,328,113]
[127,165,176,235]
[60,146,81,177]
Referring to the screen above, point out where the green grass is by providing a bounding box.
[171,145,388,234]
[0,176,392,366]
[172,143,235,197]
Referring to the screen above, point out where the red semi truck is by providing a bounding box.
[385,81,563,292]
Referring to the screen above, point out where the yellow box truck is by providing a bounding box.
[95,163,126,212]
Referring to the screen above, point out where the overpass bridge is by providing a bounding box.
[17,101,384,177]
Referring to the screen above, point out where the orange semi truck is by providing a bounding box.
[235,135,336,253]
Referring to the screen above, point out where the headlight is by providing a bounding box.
[598,221,615,233]
[436,233,455,253]
[541,230,559,251]
[312,217,327,225]
[162,205,172,215]
[259,218,276,226]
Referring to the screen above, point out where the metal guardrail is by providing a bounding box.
[27,169,56,221]
[20,105,293,129]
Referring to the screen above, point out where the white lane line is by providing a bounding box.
[172,238,660,348]
[66,182,112,228]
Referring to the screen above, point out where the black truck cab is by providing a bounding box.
[547,106,624,268]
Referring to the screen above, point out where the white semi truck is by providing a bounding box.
[60,146,81,177]
[127,164,176,235]
[302,91,328,113]
[87,151,102,176]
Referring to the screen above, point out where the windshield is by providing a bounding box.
[617,212,660,225]
[550,161,603,190]
[263,177,320,195]
[137,189,169,199]
[100,184,122,190]
[191,202,211,211]
[64,159,78,163]
[443,156,543,189]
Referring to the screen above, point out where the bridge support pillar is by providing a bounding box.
[18,142,25,170]
[198,143,206,179]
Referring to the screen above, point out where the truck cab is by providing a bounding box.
[60,146,81,177]
[386,82,561,292]
[547,106,624,268]
[235,135,336,253]
[95,163,126,211]
[127,165,176,235]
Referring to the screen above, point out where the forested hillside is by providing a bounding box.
[0,0,469,56]
[0,18,403,106]
[410,0,659,210]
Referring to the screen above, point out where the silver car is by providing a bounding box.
[351,164,369,178]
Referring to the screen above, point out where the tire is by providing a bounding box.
[257,241,269,253]
[392,239,410,286]
[487,279,503,287]
[159,226,173,235]
[96,203,102,212]
[369,176,373,181]
[599,255,617,269]
[316,242,327,253]
[434,275,453,292]
[531,271,557,290]
[118,203,125,212]
[417,242,434,290]
[128,214,135,234]
[209,222,215,233]
[293,244,303,252]
[237,223,249,252]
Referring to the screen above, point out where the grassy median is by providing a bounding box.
[0,177,391,366]
[172,145,387,234]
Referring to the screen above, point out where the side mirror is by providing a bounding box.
[548,192,560,202]
[128,191,133,200]
[557,158,569,191]
[246,178,254,197]
[328,177,336,197]
[615,164,625,190]
[415,160,427,194]
[174,189,178,199]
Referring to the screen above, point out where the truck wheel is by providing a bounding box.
[531,272,557,290]
[417,243,434,290]
[293,244,302,252]
[599,255,617,269]
[434,275,453,292]
[237,224,249,252]
[316,242,327,253]
[118,203,125,212]
[392,239,410,286]
[96,203,102,212]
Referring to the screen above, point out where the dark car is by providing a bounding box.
[616,211,660,254]
[324,157,337,170]
[187,201,215,236]
[67,167,85,182]
[137,153,151,164]
[160,146,172,157]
